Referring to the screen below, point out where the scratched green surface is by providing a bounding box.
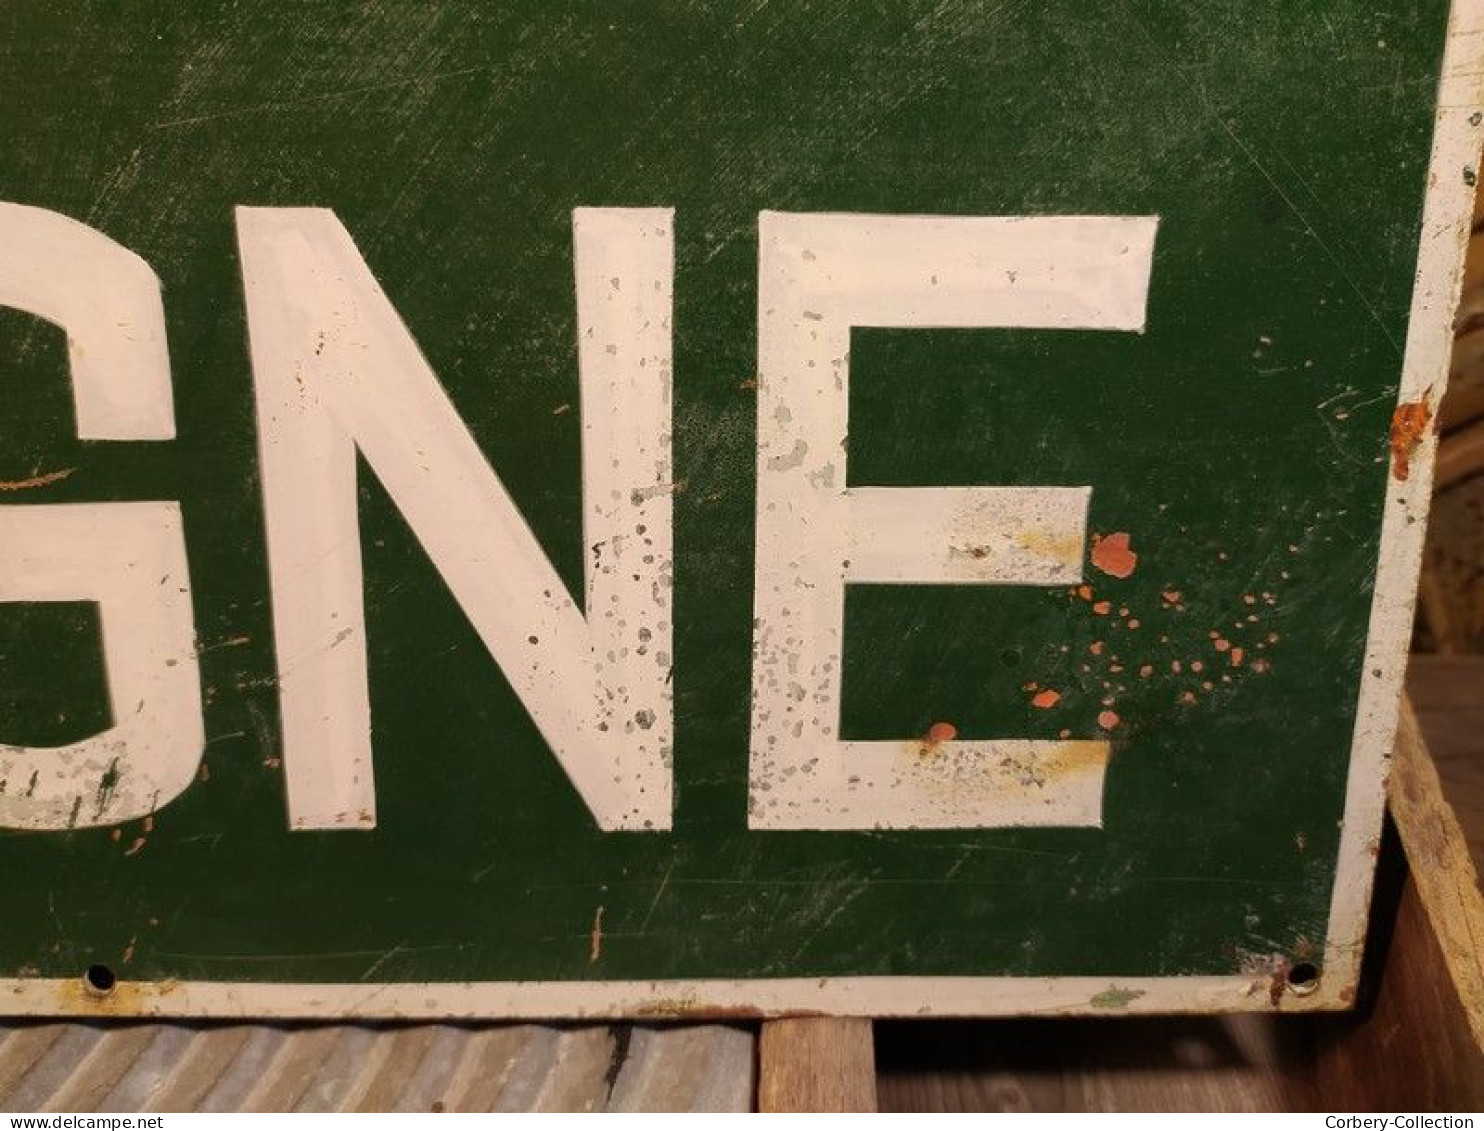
[0,1,1452,990]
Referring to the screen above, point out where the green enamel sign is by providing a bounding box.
[0,0,1478,1018]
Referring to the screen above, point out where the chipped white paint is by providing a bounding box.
[1318,0,1484,995]
[0,203,175,441]
[846,486,1091,585]
[748,212,1156,830]
[0,204,197,830]
[238,207,674,831]
[0,504,202,829]
[0,969,1346,1019]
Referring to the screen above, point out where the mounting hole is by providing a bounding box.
[1286,961,1320,996]
[83,964,117,997]
[1000,647,1022,667]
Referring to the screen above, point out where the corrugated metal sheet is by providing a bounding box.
[0,1021,754,1112]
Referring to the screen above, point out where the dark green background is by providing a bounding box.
[0,1,1449,985]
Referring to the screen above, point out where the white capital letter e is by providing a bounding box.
[749,212,1157,830]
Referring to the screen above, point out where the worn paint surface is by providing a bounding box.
[0,0,1478,1017]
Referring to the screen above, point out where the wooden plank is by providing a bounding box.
[757,1019,876,1113]
[1434,417,1484,490]
[1312,841,1484,1110]
[1387,697,1484,1049]
[1407,656,1484,869]
[877,1015,1310,1112]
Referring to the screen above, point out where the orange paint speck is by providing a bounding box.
[1097,710,1120,730]
[1092,600,1112,615]
[1214,637,1231,653]
[1091,532,1139,579]
[1389,396,1433,481]
[1076,585,1093,601]
[1058,728,1072,739]
[1180,691,1197,705]
[1089,641,1105,655]
[925,721,958,744]
[1161,590,1182,606]
[1138,664,1154,678]
[1230,647,1245,668]
[1126,618,1141,629]
[1031,689,1062,709]
[1190,660,1204,673]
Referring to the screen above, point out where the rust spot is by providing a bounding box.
[589,905,605,963]
[1097,709,1120,731]
[675,1004,767,1020]
[1030,689,1061,709]
[1015,529,1083,560]
[1268,963,1288,1007]
[1049,741,1110,775]
[923,721,958,747]
[1389,396,1432,481]
[0,467,75,492]
[1090,532,1138,579]
[54,974,178,1016]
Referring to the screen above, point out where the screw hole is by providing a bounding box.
[1286,961,1320,996]
[83,964,116,997]
[1000,648,1022,667]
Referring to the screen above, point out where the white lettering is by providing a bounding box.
[0,204,201,830]
[237,207,675,831]
[748,212,1158,830]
